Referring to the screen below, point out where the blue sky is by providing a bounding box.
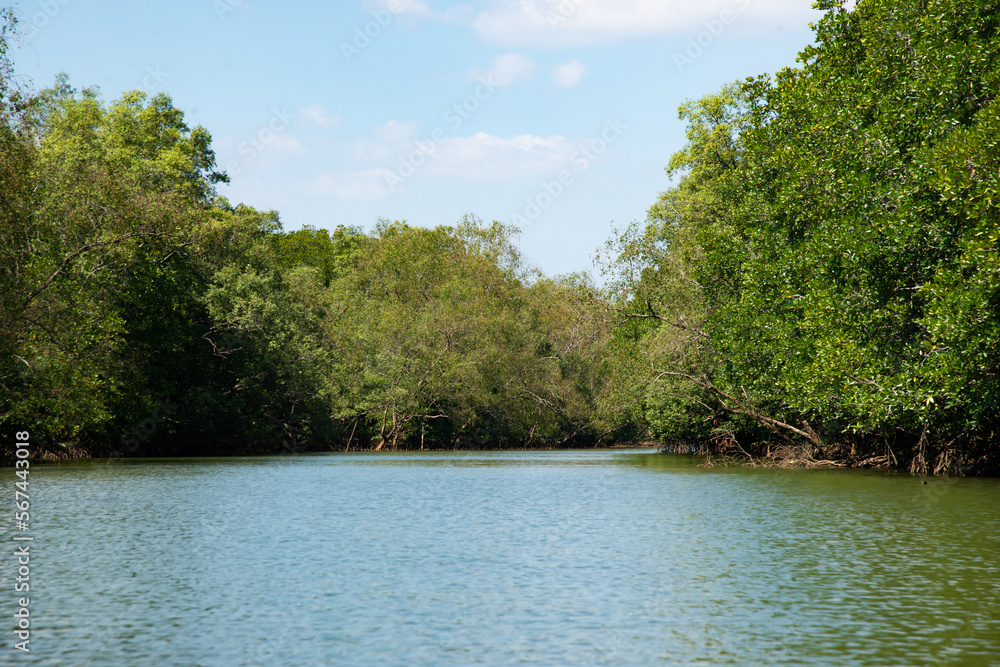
[11,0,824,277]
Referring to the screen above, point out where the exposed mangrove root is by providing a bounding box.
[681,429,999,476]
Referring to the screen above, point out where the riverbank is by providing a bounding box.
[2,439,659,468]
[14,435,998,477]
[670,435,1000,477]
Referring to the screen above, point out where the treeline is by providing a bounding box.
[0,10,616,458]
[2,1,998,473]
[598,0,999,475]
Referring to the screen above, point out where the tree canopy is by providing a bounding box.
[2,1,997,473]
[0,11,613,458]
[600,0,999,474]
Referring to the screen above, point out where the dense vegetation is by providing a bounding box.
[599,0,999,475]
[0,11,613,458]
[2,0,998,473]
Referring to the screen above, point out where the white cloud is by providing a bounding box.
[345,120,421,163]
[462,0,819,47]
[373,119,420,143]
[369,0,796,45]
[428,132,571,178]
[393,0,432,15]
[469,53,535,88]
[364,0,432,16]
[300,104,341,127]
[552,60,587,87]
[307,169,398,199]
[215,130,307,160]
[326,121,578,198]
[269,133,308,156]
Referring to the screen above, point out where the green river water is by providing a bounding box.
[6,450,999,665]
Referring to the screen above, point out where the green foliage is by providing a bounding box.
[0,63,283,454]
[0,57,612,454]
[599,85,743,444]
[7,0,994,471]
[316,219,609,449]
[0,11,34,400]
[721,0,999,443]
[604,0,999,472]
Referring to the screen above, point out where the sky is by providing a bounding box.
[10,0,825,277]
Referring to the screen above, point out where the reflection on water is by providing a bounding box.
[15,450,1000,665]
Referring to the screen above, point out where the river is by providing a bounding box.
[11,450,1000,665]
